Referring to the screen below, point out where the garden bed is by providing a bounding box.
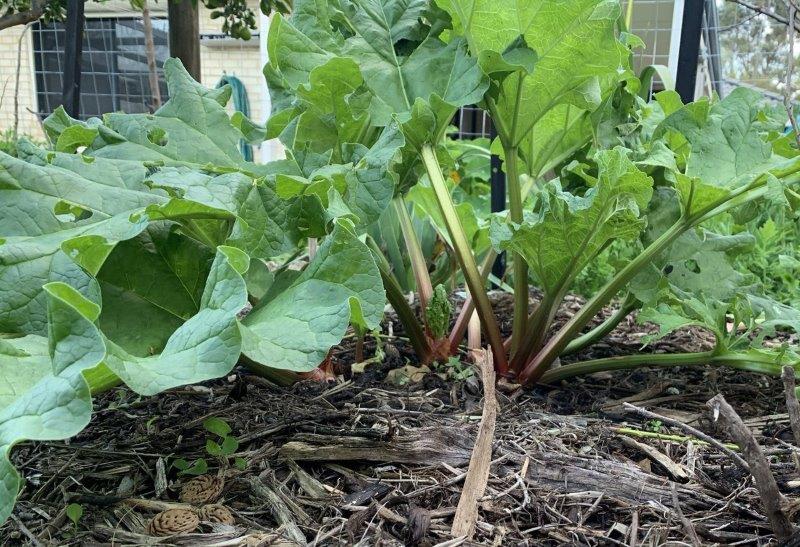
[4,293,798,546]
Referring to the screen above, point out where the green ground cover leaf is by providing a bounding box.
[0,283,105,524]
[241,221,384,372]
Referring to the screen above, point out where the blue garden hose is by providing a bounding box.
[217,74,253,161]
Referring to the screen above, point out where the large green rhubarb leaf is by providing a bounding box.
[436,0,628,175]
[631,228,756,306]
[292,57,371,154]
[2,59,303,342]
[46,60,246,169]
[94,226,215,355]
[241,221,384,372]
[276,125,406,232]
[491,148,652,296]
[42,62,302,260]
[267,0,488,151]
[0,244,250,522]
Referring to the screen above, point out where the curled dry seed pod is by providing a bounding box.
[147,508,200,536]
[198,504,235,525]
[179,475,225,504]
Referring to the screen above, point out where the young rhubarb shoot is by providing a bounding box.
[422,144,508,373]
[425,285,452,341]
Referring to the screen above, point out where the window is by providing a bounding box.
[32,17,170,120]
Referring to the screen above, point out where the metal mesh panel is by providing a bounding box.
[626,0,796,102]
[713,0,796,102]
[32,17,170,119]
[626,0,681,97]
[451,105,493,140]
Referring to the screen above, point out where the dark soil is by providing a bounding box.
[3,291,800,546]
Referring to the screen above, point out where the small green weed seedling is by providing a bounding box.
[172,417,245,476]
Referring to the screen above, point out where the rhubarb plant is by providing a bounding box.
[0,59,388,521]
[266,0,800,383]
[264,0,494,363]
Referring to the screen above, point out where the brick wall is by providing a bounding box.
[198,4,267,136]
[197,6,274,161]
[0,24,45,141]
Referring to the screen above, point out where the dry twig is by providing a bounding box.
[451,350,497,539]
[706,394,795,541]
[247,477,306,545]
[671,484,701,547]
[782,365,800,447]
[619,436,689,480]
[622,402,750,471]
[13,23,32,142]
[727,0,800,32]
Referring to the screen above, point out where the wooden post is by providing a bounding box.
[167,0,201,80]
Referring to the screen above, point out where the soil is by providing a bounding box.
[3,291,800,546]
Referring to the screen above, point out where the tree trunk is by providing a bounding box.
[167,0,200,81]
[141,0,161,111]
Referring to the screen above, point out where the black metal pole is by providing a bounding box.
[489,126,506,284]
[675,0,705,104]
[62,0,85,117]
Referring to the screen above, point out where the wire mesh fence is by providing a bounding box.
[627,0,796,103]
[26,2,798,131]
[714,0,796,102]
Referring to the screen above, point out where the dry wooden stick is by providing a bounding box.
[619,436,689,480]
[247,477,307,545]
[9,514,44,547]
[451,350,497,539]
[280,426,474,466]
[622,402,750,472]
[467,310,481,353]
[671,484,701,547]
[627,510,639,547]
[706,394,795,541]
[13,23,32,142]
[286,459,329,499]
[782,366,800,447]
